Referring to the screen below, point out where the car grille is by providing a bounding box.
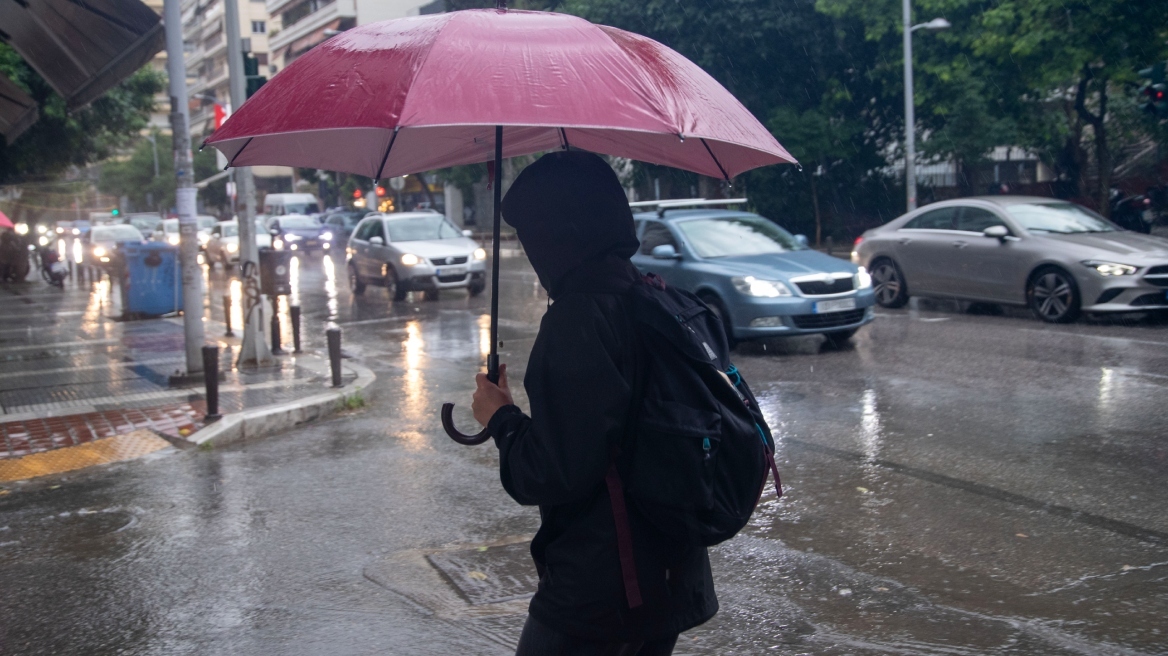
[430,256,469,266]
[1143,265,1168,288]
[794,277,854,296]
[791,308,866,329]
[1130,292,1168,307]
[438,274,468,283]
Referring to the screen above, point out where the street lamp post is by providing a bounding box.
[902,2,950,212]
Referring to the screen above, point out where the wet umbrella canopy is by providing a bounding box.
[204,2,796,443]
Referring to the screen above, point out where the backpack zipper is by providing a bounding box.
[702,437,711,459]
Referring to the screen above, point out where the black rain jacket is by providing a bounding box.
[487,152,718,642]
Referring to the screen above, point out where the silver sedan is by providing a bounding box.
[852,196,1168,323]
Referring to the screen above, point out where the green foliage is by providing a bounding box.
[341,389,366,411]
[98,135,227,215]
[0,44,164,184]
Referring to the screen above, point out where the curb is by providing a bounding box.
[185,361,375,448]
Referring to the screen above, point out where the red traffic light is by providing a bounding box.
[352,188,363,199]
[375,185,387,197]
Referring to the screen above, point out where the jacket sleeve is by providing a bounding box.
[488,294,631,507]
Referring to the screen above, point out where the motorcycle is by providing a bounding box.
[39,247,68,287]
[1109,189,1154,233]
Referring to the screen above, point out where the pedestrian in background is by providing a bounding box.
[471,151,717,655]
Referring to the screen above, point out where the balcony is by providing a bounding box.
[269,0,354,54]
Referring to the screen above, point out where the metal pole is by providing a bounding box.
[270,296,284,354]
[165,0,205,374]
[223,0,271,367]
[327,327,343,388]
[202,345,221,421]
[290,304,301,353]
[903,0,917,212]
[487,125,502,385]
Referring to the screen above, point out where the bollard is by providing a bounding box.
[202,345,221,421]
[290,304,302,353]
[270,296,285,354]
[327,327,343,388]
[223,296,234,337]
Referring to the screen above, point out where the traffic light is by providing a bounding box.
[244,54,267,98]
[110,208,119,217]
[1138,62,1167,118]
[375,185,387,197]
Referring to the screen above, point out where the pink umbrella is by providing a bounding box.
[0,211,13,230]
[205,3,797,443]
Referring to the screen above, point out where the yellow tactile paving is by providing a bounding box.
[0,429,172,483]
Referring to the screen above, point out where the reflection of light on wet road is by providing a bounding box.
[229,279,243,331]
[1098,367,1115,418]
[321,255,337,319]
[858,388,882,465]
[57,238,66,259]
[400,321,429,450]
[72,240,83,264]
[478,313,491,358]
[83,278,110,325]
[289,255,300,306]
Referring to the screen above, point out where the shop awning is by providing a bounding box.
[0,0,165,112]
[0,73,38,142]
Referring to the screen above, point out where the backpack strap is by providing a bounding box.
[603,283,649,610]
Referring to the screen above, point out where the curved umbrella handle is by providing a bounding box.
[441,402,492,445]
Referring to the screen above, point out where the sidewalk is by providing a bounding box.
[0,274,364,465]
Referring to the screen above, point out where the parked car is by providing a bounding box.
[81,224,145,269]
[269,214,330,253]
[321,210,367,247]
[630,203,876,345]
[205,220,272,265]
[122,213,163,236]
[346,212,487,300]
[851,196,1168,323]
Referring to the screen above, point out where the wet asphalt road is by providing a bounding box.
[2,253,1167,655]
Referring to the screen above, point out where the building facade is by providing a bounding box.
[266,0,437,73]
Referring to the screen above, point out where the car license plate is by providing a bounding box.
[436,267,466,277]
[813,297,856,314]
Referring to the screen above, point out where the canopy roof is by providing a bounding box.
[0,73,37,142]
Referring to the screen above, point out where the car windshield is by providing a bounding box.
[163,219,178,233]
[221,224,238,237]
[1006,203,1117,234]
[385,216,462,242]
[93,226,143,242]
[676,216,805,258]
[285,203,319,214]
[278,216,318,229]
[198,217,217,230]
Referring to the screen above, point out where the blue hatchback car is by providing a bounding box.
[630,202,876,344]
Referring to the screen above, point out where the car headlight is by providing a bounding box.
[321,231,334,241]
[1082,260,1137,276]
[854,266,872,289]
[284,234,301,241]
[72,228,80,235]
[36,225,47,235]
[473,247,487,261]
[401,253,420,266]
[226,242,238,253]
[198,232,210,244]
[38,236,50,246]
[274,239,284,250]
[92,246,107,258]
[732,276,792,298]
[167,234,180,245]
[56,227,64,234]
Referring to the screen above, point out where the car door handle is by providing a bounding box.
[952,241,968,249]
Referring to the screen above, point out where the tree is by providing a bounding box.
[99,135,227,216]
[0,44,164,185]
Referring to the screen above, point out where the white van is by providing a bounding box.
[262,193,321,217]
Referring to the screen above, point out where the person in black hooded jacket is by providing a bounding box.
[471,151,718,655]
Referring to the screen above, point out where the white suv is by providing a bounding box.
[347,212,486,301]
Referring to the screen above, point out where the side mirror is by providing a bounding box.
[795,234,810,248]
[369,236,385,246]
[462,229,473,237]
[983,225,1010,241]
[269,228,280,236]
[651,244,681,260]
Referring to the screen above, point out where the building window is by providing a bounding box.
[252,21,266,34]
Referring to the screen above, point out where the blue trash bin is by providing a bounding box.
[121,242,182,316]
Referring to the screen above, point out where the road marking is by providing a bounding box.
[0,429,171,483]
[1018,328,1168,348]
[0,338,119,353]
[0,357,183,380]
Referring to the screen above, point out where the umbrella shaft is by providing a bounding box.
[488,125,503,385]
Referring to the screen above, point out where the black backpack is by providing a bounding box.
[605,274,782,608]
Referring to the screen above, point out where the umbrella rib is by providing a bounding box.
[375,128,400,180]
[559,127,569,150]
[701,138,730,182]
[226,137,254,170]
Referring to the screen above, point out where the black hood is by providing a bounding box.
[502,151,639,298]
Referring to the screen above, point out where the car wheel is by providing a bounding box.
[698,292,736,347]
[822,328,858,347]
[468,281,486,297]
[871,258,909,308]
[386,269,407,301]
[1027,267,1080,323]
[348,264,365,295]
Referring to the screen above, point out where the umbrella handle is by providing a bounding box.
[441,402,492,445]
